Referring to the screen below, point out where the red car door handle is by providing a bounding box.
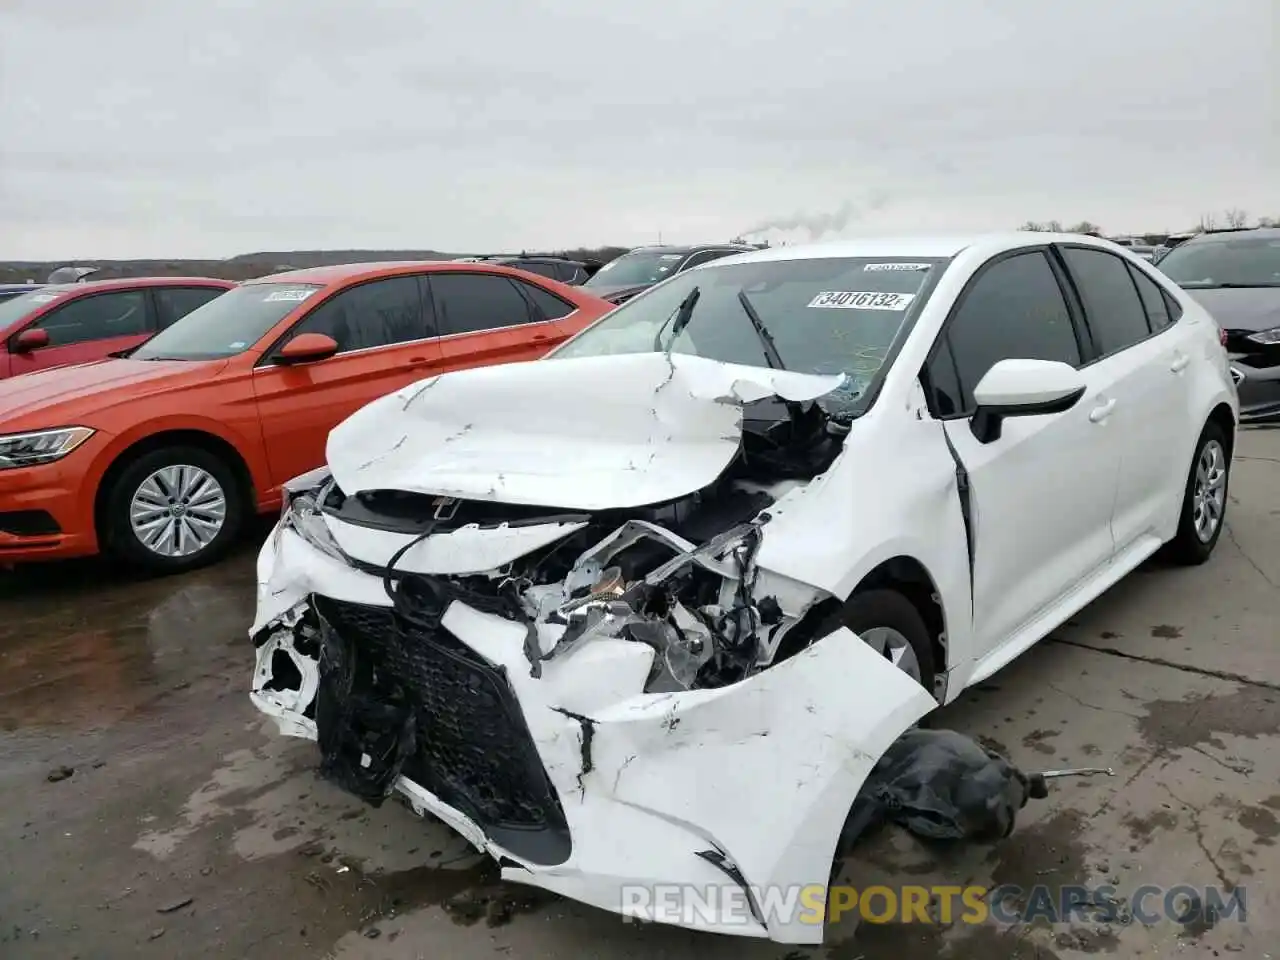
[531,333,550,342]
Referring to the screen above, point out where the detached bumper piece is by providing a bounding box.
[312,593,572,866]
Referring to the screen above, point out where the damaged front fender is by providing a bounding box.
[250,525,938,944]
[570,626,938,941]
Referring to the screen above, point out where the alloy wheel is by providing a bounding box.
[129,464,228,558]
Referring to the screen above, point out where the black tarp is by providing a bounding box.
[841,729,1037,849]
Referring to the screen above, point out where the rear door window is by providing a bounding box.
[511,278,575,321]
[1059,246,1153,355]
[154,286,227,330]
[1125,264,1175,331]
[427,273,537,334]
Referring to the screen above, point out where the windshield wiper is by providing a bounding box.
[653,286,701,351]
[736,290,787,371]
[737,288,810,425]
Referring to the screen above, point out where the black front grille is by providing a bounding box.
[312,595,571,865]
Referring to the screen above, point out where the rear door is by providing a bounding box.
[250,275,442,487]
[151,285,229,330]
[8,288,154,375]
[424,270,577,372]
[922,248,1120,669]
[1055,244,1188,553]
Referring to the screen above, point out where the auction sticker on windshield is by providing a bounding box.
[863,262,932,272]
[264,289,316,303]
[807,291,916,310]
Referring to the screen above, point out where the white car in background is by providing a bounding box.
[249,233,1237,944]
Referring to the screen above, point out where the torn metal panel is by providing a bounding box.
[325,352,846,510]
[323,515,590,576]
[249,523,937,943]
[248,349,968,945]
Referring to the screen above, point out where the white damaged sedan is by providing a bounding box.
[249,233,1237,943]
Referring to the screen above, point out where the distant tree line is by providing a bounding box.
[0,245,636,285]
[1018,209,1279,244]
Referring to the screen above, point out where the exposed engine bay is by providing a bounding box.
[246,352,951,946]
[290,392,848,694]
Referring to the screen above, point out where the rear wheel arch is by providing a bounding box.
[1206,402,1236,461]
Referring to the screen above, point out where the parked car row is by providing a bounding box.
[1151,226,1280,422]
[0,261,613,570]
[244,231,1238,945]
[1,227,1273,575]
[582,242,762,303]
[0,277,233,378]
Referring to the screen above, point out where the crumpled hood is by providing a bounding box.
[326,353,845,511]
[1182,287,1280,332]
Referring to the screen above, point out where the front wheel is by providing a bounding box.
[838,589,937,694]
[102,446,245,574]
[1163,421,1230,566]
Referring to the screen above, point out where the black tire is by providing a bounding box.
[837,589,937,695]
[1163,420,1230,566]
[101,445,245,574]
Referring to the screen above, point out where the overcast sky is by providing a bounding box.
[1,0,1275,259]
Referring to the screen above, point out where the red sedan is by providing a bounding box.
[0,277,235,378]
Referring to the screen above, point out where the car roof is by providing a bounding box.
[245,259,591,288]
[627,244,752,256]
[715,232,1138,266]
[245,261,448,285]
[1181,227,1280,245]
[493,256,581,265]
[34,276,233,293]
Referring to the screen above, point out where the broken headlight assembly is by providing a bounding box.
[0,426,95,469]
[532,520,781,692]
[278,467,347,562]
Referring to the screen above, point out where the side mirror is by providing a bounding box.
[12,328,50,353]
[970,358,1086,443]
[275,332,338,365]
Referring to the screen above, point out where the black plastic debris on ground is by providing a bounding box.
[841,728,1037,850]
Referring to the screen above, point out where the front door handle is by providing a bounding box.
[1170,354,1190,373]
[1089,398,1117,423]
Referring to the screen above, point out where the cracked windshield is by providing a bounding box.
[554,257,946,417]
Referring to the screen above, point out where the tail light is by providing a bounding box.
[1219,327,1228,347]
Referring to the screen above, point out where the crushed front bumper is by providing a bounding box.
[250,524,937,944]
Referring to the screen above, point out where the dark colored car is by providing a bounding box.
[0,284,44,304]
[454,256,598,285]
[1156,227,1280,422]
[581,244,758,303]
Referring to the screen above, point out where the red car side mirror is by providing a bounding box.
[275,332,339,365]
[13,328,50,352]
